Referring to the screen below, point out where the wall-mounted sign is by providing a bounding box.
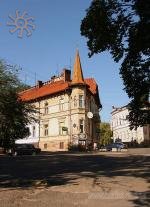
[87,112,93,119]
[79,133,86,140]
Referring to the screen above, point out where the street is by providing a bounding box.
[0,149,150,207]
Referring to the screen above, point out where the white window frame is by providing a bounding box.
[59,121,66,135]
[79,95,84,108]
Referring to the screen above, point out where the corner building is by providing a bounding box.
[19,51,102,151]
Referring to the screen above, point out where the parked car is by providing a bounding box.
[12,144,41,155]
[106,144,114,151]
[115,142,127,149]
[99,145,107,152]
[99,144,113,151]
[105,142,127,151]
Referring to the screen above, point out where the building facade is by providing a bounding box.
[17,51,101,151]
[111,106,150,145]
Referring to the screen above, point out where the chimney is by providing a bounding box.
[51,75,56,81]
[37,80,43,88]
[63,68,71,82]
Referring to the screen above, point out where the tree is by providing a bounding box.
[99,122,112,145]
[0,60,35,150]
[81,0,150,129]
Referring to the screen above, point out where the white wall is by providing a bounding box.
[111,107,145,143]
[15,122,39,144]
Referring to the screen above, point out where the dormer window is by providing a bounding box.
[44,102,48,114]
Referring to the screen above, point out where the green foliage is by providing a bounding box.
[0,60,35,150]
[99,122,112,145]
[81,0,150,128]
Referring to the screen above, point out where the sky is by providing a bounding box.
[0,0,129,122]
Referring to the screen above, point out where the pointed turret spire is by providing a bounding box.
[72,50,84,84]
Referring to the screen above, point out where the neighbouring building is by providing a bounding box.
[16,51,102,151]
[111,106,150,145]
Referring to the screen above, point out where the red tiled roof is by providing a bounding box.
[19,80,70,102]
[85,78,101,108]
[85,78,97,95]
[19,78,99,103]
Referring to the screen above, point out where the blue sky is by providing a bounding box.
[0,0,129,122]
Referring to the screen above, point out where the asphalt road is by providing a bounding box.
[0,149,150,207]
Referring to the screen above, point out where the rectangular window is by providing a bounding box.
[59,122,66,135]
[44,103,48,114]
[59,99,64,111]
[59,142,64,149]
[79,95,84,108]
[32,126,36,137]
[44,124,48,136]
[80,119,84,133]
[120,119,121,125]
[44,143,47,149]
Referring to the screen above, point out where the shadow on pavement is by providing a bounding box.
[0,153,149,206]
